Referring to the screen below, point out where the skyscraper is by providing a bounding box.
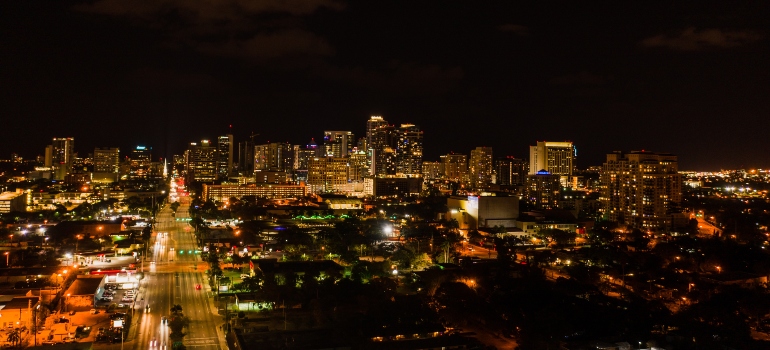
[496,157,528,186]
[469,147,493,189]
[600,151,683,229]
[366,116,389,176]
[440,153,468,182]
[323,131,354,158]
[529,141,575,186]
[186,140,217,183]
[307,157,349,193]
[395,124,423,177]
[217,134,234,178]
[254,142,293,173]
[94,147,120,173]
[51,137,74,180]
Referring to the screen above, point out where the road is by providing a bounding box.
[97,200,225,350]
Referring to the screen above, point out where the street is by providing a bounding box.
[96,201,225,350]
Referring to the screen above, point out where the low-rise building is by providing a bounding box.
[63,275,106,310]
[0,190,26,213]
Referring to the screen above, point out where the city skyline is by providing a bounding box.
[2,1,769,170]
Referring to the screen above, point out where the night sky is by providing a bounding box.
[2,1,769,170]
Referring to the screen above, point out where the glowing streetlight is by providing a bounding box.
[4,252,8,266]
[716,266,721,274]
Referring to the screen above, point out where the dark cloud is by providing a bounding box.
[315,61,464,96]
[550,71,607,86]
[75,0,344,60]
[195,29,335,60]
[640,27,762,51]
[75,0,344,19]
[498,23,529,36]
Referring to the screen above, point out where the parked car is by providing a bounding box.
[90,309,99,314]
[69,310,76,316]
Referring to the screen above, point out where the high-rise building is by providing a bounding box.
[526,171,562,209]
[307,157,349,193]
[217,134,234,178]
[600,151,683,229]
[365,116,423,177]
[124,146,154,179]
[440,153,468,181]
[51,137,74,180]
[348,150,369,182]
[366,116,390,176]
[529,141,575,186]
[496,157,528,186]
[469,147,493,189]
[422,161,443,180]
[323,131,354,158]
[237,134,257,176]
[94,147,120,174]
[186,140,218,183]
[293,139,320,182]
[395,124,423,177]
[254,142,293,173]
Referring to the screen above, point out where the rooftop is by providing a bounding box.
[64,275,105,296]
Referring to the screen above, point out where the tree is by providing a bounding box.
[6,329,20,347]
[238,275,263,293]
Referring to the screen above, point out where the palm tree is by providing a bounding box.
[6,329,20,347]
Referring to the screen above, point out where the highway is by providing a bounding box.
[98,199,225,350]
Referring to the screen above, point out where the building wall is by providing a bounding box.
[203,184,306,202]
[0,190,26,213]
[600,151,682,229]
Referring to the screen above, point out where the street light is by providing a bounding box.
[716,266,721,274]
[4,252,8,266]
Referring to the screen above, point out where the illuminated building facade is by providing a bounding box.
[254,142,293,173]
[496,156,528,186]
[469,147,493,189]
[94,147,119,173]
[395,124,423,177]
[202,183,306,202]
[529,141,575,186]
[600,151,683,229]
[348,150,369,182]
[217,134,234,178]
[526,170,561,209]
[186,140,217,183]
[307,157,349,193]
[422,161,442,180]
[440,153,468,181]
[323,131,354,158]
[50,137,74,180]
[366,116,388,174]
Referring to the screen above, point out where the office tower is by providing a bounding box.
[600,151,683,229]
[529,141,575,186]
[323,131,355,158]
[347,149,369,182]
[366,116,389,175]
[440,153,468,181]
[125,146,153,179]
[469,147,493,189]
[217,134,234,178]
[395,124,423,177]
[94,147,120,173]
[496,157,528,186]
[307,157,349,193]
[237,135,256,176]
[51,137,74,180]
[254,142,293,173]
[422,161,442,180]
[186,140,218,183]
[370,123,395,176]
[44,145,53,168]
[526,171,561,209]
